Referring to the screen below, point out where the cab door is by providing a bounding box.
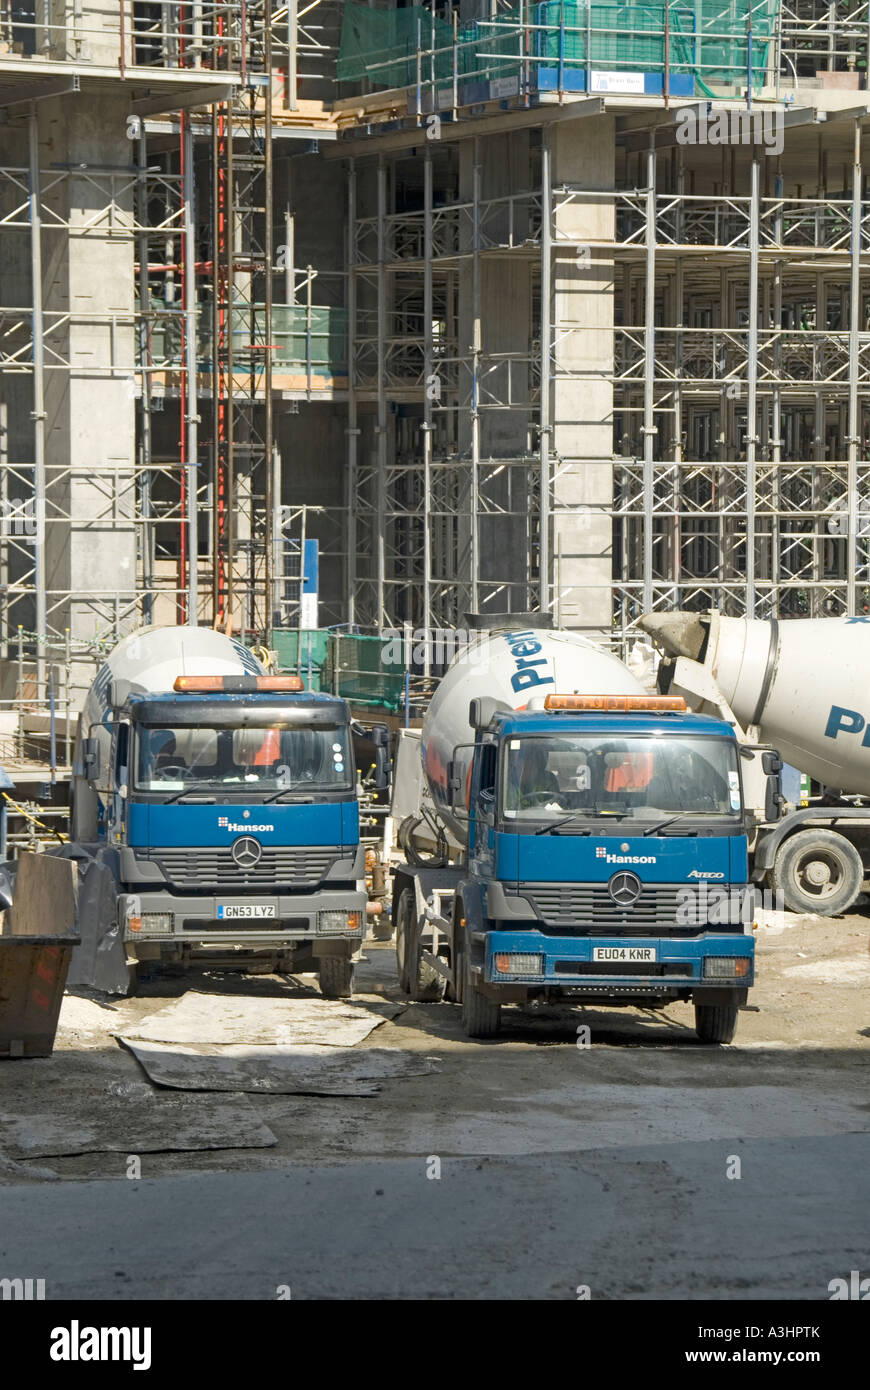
[468,739,498,878]
[107,720,131,845]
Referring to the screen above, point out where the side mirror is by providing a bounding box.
[447,759,463,809]
[371,724,391,792]
[109,678,134,710]
[469,696,510,733]
[80,738,100,780]
[762,750,784,822]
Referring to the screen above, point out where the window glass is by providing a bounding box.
[502,734,739,821]
[134,723,351,791]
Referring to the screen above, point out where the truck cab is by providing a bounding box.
[395,693,760,1041]
[94,676,372,996]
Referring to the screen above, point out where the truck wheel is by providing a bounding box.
[318,956,354,999]
[395,888,413,993]
[396,888,443,1001]
[694,1001,738,1044]
[458,931,501,1039]
[770,830,864,916]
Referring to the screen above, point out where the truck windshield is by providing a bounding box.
[133,723,352,793]
[502,734,740,823]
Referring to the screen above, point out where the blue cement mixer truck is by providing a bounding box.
[68,626,388,995]
[392,625,774,1042]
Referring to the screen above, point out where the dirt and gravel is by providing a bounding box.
[1,908,868,1298]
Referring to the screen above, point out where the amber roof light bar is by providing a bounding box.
[173,674,305,693]
[543,694,687,713]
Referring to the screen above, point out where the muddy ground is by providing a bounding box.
[1,908,868,1298]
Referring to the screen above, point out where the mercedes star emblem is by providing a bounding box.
[608,871,642,907]
[232,836,262,869]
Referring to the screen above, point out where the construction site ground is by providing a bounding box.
[1,908,868,1300]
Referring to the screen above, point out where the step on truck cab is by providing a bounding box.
[395,692,770,1042]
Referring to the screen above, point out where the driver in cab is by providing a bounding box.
[509,742,563,811]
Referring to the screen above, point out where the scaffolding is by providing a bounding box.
[337,0,782,101]
[344,85,870,648]
[5,0,870,757]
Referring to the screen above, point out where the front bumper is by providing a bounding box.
[119,888,367,946]
[484,929,754,994]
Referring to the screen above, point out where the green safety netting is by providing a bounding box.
[337,0,778,94]
[270,630,331,691]
[137,301,348,377]
[270,630,406,711]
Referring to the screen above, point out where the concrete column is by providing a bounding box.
[38,94,137,665]
[458,131,533,619]
[550,114,616,638]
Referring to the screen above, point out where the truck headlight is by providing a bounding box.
[141,913,173,936]
[318,910,362,933]
[703,956,751,978]
[494,952,543,975]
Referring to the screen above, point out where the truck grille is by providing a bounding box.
[152,846,339,890]
[522,882,687,934]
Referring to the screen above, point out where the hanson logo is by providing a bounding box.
[595,848,657,865]
[218,819,274,833]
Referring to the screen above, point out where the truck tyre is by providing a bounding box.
[318,956,354,999]
[395,887,413,993]
[694,1001,738,1044]
[770,829,864,916]
[458,929,501,1039]
[396,888,442,1001]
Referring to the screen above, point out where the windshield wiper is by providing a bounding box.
[534,809,632,835]
[159,786,216,805]
[263,783,320,803]
[642,812,695,836]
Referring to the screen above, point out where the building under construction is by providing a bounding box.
[2,0,870,801]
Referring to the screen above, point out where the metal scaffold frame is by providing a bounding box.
[347,142,547,635]
[210,0,275,639]
[343,90,870,651]
[6,0,870,734]
[0,144,203,658]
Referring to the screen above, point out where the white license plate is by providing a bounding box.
[217,905,276,920]
[592,946,656,963]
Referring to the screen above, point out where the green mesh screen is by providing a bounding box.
[271,631,406,711]
[270,629,330,691]
[337,0,778,94]
[325,634,405,711]
[138,303,348,377]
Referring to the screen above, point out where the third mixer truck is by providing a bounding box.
[641,609,870,917]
